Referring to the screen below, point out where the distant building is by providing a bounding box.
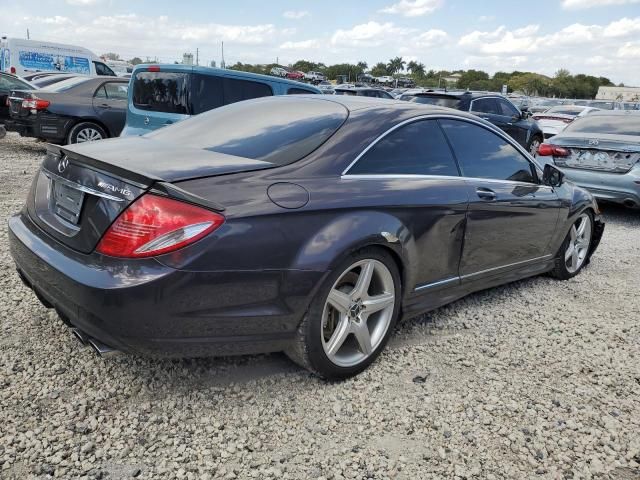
[443,72,462,85]
[182,52,194,65]
[597,86,640,101]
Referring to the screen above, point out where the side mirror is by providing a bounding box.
[520,107,531,119]
[543,163,564,187]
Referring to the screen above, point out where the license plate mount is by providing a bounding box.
[52,181,85,224]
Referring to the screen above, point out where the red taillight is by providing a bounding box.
[147,65,160,72]
[96,194,225,258]
[537,143,569,157]
[21,98,50,110]
[10,66,16,74]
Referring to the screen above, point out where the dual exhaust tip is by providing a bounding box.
[71,328,117,356]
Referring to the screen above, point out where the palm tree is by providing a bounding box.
[356,61,368,72]
[407,61,426,77]
[386,57,405,75]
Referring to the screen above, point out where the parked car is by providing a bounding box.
[0,37,116,77]
[335,87,394,99]
[286,70,305,81]
[5,76,129,144]
[529,98,565,114]
[536,111,640,209]
[399,91,544,155]
[532,105,600,139]
[376,76,394,84]
[317,81,335,94]
[0,72,34,124]
[588,100,623,110]
[305,71,326,82]
[123,64,320,136]
[270,66,287,77]
[9,95,604,379]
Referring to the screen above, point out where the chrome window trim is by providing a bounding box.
[413,254,553,292]
[42,170,125,202]
[342,173,554,190]
[342,113,543,179]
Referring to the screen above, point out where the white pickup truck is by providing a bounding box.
[305,71,326,82]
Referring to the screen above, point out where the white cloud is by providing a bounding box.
[279,39,320,50]
[459,25,540,55]
[331,21,413,47]
[618,41,640,58]
[603,17,640,37]
[282,10,309,20]
[562,0,640,8]
[380,0,442,17]
[65,0,101,4]
[413,29,449,48]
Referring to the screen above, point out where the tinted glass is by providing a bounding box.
[132,72,190,114]
[498,99,519,117]
[287,87,314,95]
[147,97,347,166]
[191,74,223,114]
[471,98,500,115]
[94,62,115,76]
[349,120,459,176]
[94,85,107,99]
[588,101,615,110]
[401,95,460,109]
[0,75,31,92]
[335,89,356,96]
[564,115,640,136]
[223,78,272,105]
[440,119,535,183]
[103,82,128,100]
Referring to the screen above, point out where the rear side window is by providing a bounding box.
[471,98,500,115]
[132,72,190,114]
[349,120,460,176]
[191,73,223,114]
[223,77,272,105]
[103,82,128,100]
[147,97,347,166]
[287,87,314,95]
[498,99,519,117]
[440,119,536,183]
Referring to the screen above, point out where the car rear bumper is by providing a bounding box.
[9,211,319,357]
[5,113,70,143]
[557,165,640,208]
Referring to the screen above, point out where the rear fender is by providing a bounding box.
[291,211,416,289]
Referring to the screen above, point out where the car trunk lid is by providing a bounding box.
[28,138,271,254]
[549,133,640,173]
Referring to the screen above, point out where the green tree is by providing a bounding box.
[386,56,405,75]
[456,69,490,89]
[129,57,143,65]
[370,62,389,77]
[407,60,426,77]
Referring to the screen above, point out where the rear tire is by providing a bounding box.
[67,122,107,145]
[286,248,401,380]
[551,211,594,280]
[527,135,543,156]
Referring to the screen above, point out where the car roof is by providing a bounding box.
[131,63,319,90]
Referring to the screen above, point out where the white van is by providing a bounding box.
[0,37,116,77]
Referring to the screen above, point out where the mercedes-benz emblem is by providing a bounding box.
[57,157,69,173]
[144,116,150,126]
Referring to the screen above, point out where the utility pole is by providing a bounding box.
[196,48,199,66]
[26,28,30,39]
[221,41,225,69]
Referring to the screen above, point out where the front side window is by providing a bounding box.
[94,62,115,76]
[349,120,460,176]
[440,119,536,183]
[132,71,190,114]
[471,98,500,115]
[223,77,272,105]
[498,99,519,117]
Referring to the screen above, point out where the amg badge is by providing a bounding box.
[97,181,132,198]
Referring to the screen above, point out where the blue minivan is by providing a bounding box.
[122,64,321,136]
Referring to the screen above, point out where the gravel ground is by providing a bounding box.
[0,132,639,480]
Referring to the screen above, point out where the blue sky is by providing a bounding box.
[3,0,640,84]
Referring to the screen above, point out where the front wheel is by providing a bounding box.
[551,211,593,280]
[287,248,401,380]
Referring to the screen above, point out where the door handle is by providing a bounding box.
[476,187,496,201]
[98,103,111,109]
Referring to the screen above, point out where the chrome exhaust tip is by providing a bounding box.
[71,328,90,346]
[87,337,117,356]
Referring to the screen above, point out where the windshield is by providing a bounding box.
[402,95,461,108]
[40,76,91,92]
[564,115,640,136]
[147,97,348,166]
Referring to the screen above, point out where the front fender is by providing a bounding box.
[291,211,415,287]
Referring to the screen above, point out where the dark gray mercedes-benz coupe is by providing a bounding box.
[9,95,604,379]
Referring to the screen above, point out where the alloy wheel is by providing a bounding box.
[76,128,103,143]
[321,259,395,367]
[529,138,541,156]
[565,213,592,273]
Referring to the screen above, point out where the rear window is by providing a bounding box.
[287,87,314,95]
[564,115,640,136]
[147,97,347,166]
[401,95,461,109]
[545,106,584,115]
[588,101,615,110]
[335,89,356,96]
[132,71,190,114]
[40,76,91,92]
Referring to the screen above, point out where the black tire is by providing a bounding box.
[550,210,594,280]
[286,247,402,380]
[67,122,107,145]
[527,135,543,157]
